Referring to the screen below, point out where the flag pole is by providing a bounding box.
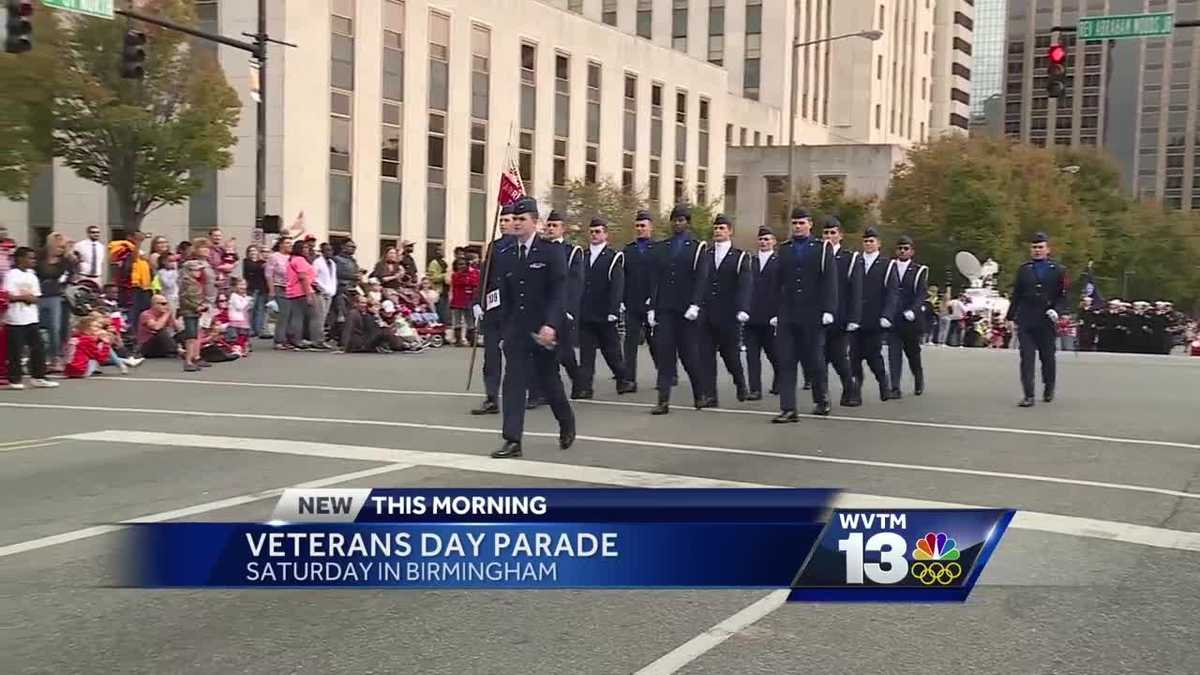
[466,124,520,391]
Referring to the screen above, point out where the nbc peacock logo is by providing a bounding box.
[910,532,963,586]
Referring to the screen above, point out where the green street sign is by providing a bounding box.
[40,0,114,20]
[1078,12,1173,41]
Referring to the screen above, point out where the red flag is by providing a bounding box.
[497,152,525,206]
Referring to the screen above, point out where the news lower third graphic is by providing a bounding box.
[118,489,1013,602]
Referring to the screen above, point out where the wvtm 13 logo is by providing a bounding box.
[835,513,964,587]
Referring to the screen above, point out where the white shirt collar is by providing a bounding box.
[896,259,911,274]
[552,237,564,244]
[589,242,606,265]
[863,250,879,267]
[832,243,841,254]
[757,250,773,266]
[520,233,538,250]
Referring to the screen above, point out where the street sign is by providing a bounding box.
[40,0,113,20]
[1078,12,1173,41]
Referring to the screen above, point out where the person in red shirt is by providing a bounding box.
[449,258,480,346]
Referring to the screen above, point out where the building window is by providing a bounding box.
[875,104,881,129]
[675,90,687,201]
[330,0,355,234]
[586,62,601,183]
[697,97,709,204]
[724,175,737,216]
[739,127,746,145]
[954,11,973,30]
[766,175,787,230]
[650,83,663,208]
[953,37,972,56]
[951,88,970,105]
[637,0,652,39]
[468,25,490,243]
[568,0,583,13]
[708,0,724,65]
[952,63,971,80]
[520,42,537,189]
[427,11,450,240]
[877,54,883,80]
[553,52,570,210]
[672,0,688,51]
[380,1,404,238]
[331,0,355,92]
[623,73,637,192]
[743,0,762,100]
[602,0,617,26]
[753,131,760,146]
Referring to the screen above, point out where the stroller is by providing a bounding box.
[414,322,447,348]
[64,279,105,317]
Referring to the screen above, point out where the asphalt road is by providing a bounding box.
[1,342,1199,674]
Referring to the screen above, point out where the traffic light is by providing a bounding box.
[1046,44,1068,98]
[121,30,146,79]
[4,0,33,54]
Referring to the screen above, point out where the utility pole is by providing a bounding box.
[114,3,296,233]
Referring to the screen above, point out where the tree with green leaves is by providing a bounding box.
[46,0,240,230]
[553,179,725,246]
[0,9,63,199]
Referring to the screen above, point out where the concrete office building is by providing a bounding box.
[1004,0,1200,210]
[929,0,975,136]
[2,0,946,268]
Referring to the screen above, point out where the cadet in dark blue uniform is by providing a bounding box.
[491,198,576,459]
[647,205,712,415]
[698,214,753,406]
[771,208,837,421]
[538,211,584,405]
[886,235,928,398]
[821,216,864,407]
[621,210,658,392]
[471,205,516,415]
[576,217,632,398]
[1007,232,1069,407]
[849,227,897,402]
[744,226,779,400]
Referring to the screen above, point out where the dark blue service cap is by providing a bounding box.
[670,204,692,221]
[790,207,810,220]
[589,216,607,228]
[1030,231,1048,243]
[862,226,880,239]
[634,209,654,222]
[713,214,732,226]
[896,235,914,246]
[821,215,842,230]
[511,197,539,216]
[757,226,774,238]
[546,210,564,222]
[500,203,515,216]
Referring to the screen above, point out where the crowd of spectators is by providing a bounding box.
[0,222,493,388]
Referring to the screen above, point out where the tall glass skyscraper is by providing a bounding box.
[969,0,1007,133]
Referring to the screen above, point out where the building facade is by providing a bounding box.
[1004,0,1200,210]
[969,0,1007,133]
[929,0,975,136]
[2,0,951,268]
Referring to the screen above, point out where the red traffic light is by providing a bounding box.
[1048,44,1067,64]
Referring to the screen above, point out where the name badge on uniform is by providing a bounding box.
[485,289,501,311]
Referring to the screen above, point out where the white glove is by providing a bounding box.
[769,317,778,328]
[566,312,574,321]
[821,312,834,326]
[647,310,657,327]
[1046,309,1059,323]
[880,317,892,329]
[472,305,484,322]
[903,310,915,321]
[619,302,626,314]
[684,305,700,321]
[736,311,750,323]
[607,314,618,323]
[847,322,860,332]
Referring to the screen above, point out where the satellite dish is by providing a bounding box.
[955,251,982,279]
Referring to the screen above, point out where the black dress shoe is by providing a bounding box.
[695,396,718,410]
[471,399,499,415]
[650,402,670,415]
[914,375,925,396]
[889,389,902,400]
[526,398,545,410]
[575,390,594,400]
[769,385,778,395]
[1043,389,1055,403]
[746,391,763,401]
[1018,397,1035,408]
[879,386,890,402]
[616,381,637,395]
[491,442,523,458]
[802,382,812,391]
[844,395,863,407]
[559,428,576,450]
[812,401,832,416]
[736,388,748,402]
[772,411,799,424]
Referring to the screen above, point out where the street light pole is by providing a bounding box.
[785,30,884,222]
[255,0,267,232]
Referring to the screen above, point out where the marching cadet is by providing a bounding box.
[491,197,576,459]
[849,226,897,402]
[771,208,837,422]
[697,215,753,406]
[821,216,863,407]
[575,217,633,398]
[540,211,584,403]
[886,235,927,399]
[647,204,712,415]
[1006,232,1068,407]
[621,210,658,392]
[744,226,779,400]
[471,204,516,416]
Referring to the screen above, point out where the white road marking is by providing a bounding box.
[635,589,790,675]
[0,441,61,453]
[5,402,1197,502]
[94,376,1200,451]
[0,462,414,559]
[62,430,1200,554]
